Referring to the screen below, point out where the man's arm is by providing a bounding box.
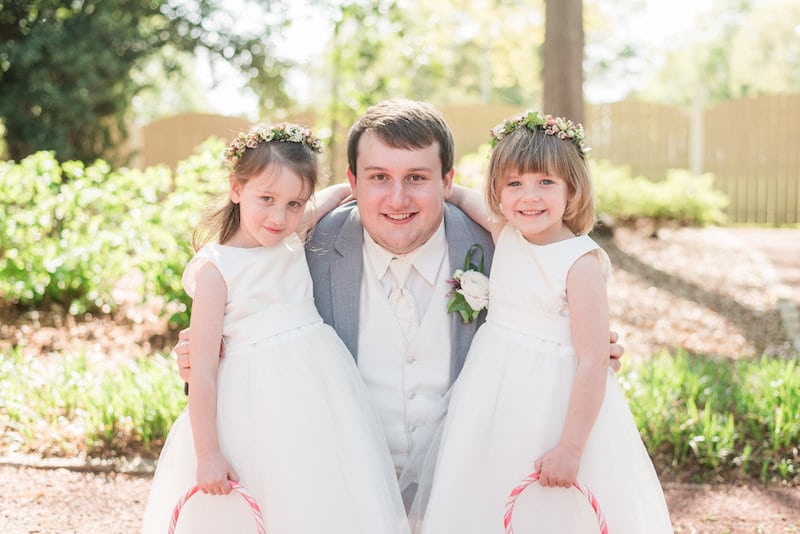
[298,183,352,240]
[448,184,504,242]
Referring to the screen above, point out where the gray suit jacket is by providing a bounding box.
[306,202,494,385]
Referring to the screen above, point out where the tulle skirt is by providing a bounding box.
[405,321,673,534]
[141,322,409,534]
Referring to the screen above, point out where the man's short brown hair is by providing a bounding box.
[347,99,455,178]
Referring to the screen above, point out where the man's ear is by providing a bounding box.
[346,166,358,199]
[442,168,455,200]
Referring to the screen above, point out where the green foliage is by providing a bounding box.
[0,346,185,457]
[592,160,729,226]
[321,0,546,157]
[620,351,800,483]
[728,0,800,97]
[634,0,800,106]
[0,1,287,163]
[0,139,227,322]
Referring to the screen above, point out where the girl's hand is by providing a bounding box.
[534,446,580,488]
[196,451,239,495]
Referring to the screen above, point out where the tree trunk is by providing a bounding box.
[542,0,584,123]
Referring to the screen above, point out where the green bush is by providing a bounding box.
[620,351,799,483]
[0,139,227,323]
[592,160,729,227]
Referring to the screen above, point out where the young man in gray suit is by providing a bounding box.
[306,99,497,472]
[177,99,623,474]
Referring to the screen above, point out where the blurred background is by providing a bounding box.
[2,0,799,224]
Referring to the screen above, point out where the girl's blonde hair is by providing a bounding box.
[193,125,320,250]
[485,126,596,235]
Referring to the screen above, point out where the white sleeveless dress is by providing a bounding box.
[419,225,673,533]
[141,236,409,534]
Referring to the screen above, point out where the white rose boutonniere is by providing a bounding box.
[447,244,489,323]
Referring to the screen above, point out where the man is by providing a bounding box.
[306,99,496,472]
[177,98,623,474]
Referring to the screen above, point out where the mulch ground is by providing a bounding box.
[1,225,799,533]
[1,464,798,533]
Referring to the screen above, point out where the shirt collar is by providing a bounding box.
[363,219,447,286]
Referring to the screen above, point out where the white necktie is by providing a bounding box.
[388,257,419,340]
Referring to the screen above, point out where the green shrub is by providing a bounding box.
[592,160,729,227]
[0,139,227,323]
[620,351,799,483]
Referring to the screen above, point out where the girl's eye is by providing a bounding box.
[541,179,553,185]
[288,200,304,208]
[260,196,273,202]
[507,180,521,187]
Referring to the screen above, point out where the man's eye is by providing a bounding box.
[373,174,387,181]
[261,196,273,202]
[409,174,426,182]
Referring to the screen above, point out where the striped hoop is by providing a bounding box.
[504,472,608,534]
[168,481,266,534]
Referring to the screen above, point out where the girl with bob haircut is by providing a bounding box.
[415,111,673,533]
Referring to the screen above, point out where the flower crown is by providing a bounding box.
[489,111,590,158]
[223,123,323,169]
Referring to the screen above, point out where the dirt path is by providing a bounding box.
[726,227,800,310]
[1,465,798,533]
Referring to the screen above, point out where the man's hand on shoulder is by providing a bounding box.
[609,330,624,373]
[175,328,191,382]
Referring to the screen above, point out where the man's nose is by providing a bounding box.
[387,180,410,205]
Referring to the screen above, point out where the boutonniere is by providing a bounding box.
[447,244,489,323]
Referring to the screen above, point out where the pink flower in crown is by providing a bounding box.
[223,123,324,170]
[488,110,590,158]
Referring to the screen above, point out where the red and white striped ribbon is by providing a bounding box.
[504,471,608,534]
[168,481,266,534]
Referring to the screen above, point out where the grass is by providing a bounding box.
[1,346,798,483]
[620,350,799,483]
[0,345,185,458]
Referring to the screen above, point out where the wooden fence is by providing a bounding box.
[586,96,800,225]
[131,95,800,225]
